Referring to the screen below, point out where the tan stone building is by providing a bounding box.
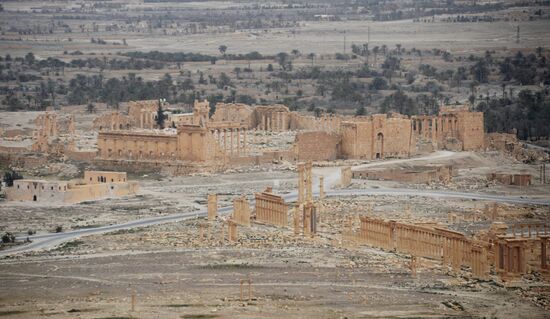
[31,112,76,156]
[340,113,413,160]
[127,100,159,129]
[93,112,132,131]
[294,131,340,161]
[412,106,485,151]
[97,125,224,163]
[5,171,138,203]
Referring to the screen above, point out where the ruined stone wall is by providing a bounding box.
[252,105,290,131]
[63,181,139,204]
[353,165,454,184]
[65,150,97,161]
[340,114,412,160]
[487,173,532,186]
[0,153,47,169]
[485,133,521,155]
[212,103,254,127]
[294,131,340,161]
[288,113,342,132]
[166,113,194,128]
[128,100,159,129]
[177,125,225,162]
[456,111,484,150]
[97,125,224,163]
[93,112,132,131]
[97,130,178,160]
[412,108,484,151]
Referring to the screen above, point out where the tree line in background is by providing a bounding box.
[1,46,549,140]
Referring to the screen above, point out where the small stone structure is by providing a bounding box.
[207,194,218,221]
[302,202,318,237]
[6,171,138,204]
[340,113,413,160]
[296,161,318,236]
[412,106,485,151]
[232,196,251,226]
[254,189,288,227]
[487,173,532,186]
[297,161,313,205]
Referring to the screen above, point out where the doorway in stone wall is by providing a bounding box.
[375,132,384,159]
[33,195,37,201]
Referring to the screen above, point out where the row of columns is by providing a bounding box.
[315,114,339,132]
[254,193,288,227]
[413,115,458,141]
[211,127,248,157]
[359,217,393,250]
[511,223,549,237]
[260,112,287,132]
[357,217,493,278]
[496,239,526,277]
[139,110,155,129]
[395,225,442,259]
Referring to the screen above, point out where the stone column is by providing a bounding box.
[223,129,228,152]
[319,176,324,200]
[236,128,241,155]
[208,194,217,221]
[243,129,247,156]
[298,163,305,204]
[230,129,234,155]
[306,161,313,202]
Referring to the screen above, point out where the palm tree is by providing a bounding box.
[218,45,227,57]
[307,53,315,66]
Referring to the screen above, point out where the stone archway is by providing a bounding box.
[375,132,384,159]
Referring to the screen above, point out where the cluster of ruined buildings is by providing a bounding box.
[5,171,138,204]
[0,99,489,175]
[203,163,550,284]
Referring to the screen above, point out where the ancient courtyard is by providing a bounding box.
[1,1,550,318]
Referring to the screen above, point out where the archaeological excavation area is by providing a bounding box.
[0,75,548,319]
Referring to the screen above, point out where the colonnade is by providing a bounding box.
[139,110,155,129]
[210,127,248,156]
[254,192,288,227]
[511,223,549,238]
[260,112,287,132]
[357,217,490,278]
[412,115,459,141]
